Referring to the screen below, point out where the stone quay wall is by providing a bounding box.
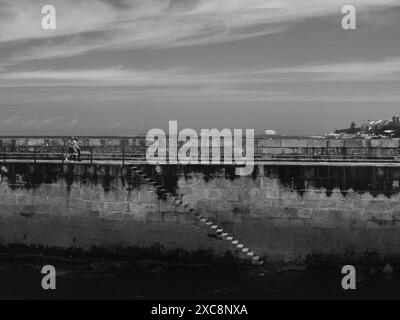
[1,161,400,263]
[1,136,400,159]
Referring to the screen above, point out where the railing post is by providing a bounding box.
[90,147,93,164]
[34,146,36,164]
[3,147,5,164]
[61,146,64,164]
[122,147,125,166]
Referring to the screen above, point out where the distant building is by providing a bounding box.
[336,114,400,137]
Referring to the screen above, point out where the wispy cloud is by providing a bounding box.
[2,115,65,128]
[1,0,399,64]
[267,57,400,81]
[1,57,400,103]
[2,56,400,87]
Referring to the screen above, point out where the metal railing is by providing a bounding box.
[1,144,400,165]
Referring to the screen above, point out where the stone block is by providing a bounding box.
[103,201,128,213]
[392,211,400,221]
[141,202,160,212]
[307,139,327,148]
[27,139,46,146]
[207,189,222,199]
[344,139,362,148]
[318,199,338,209]
[364,211,393,221]
[257,138,282,148]
[259,147,283,155]
[370,139,400,148]
[281,207,299,219]
[178,186,194,195]
[139,191,157,203]
[298,209,312,219]
[327,140,344,148]
[250,206,281,218]
[282,148,301,155]
[222,189,240,202]
[281,139,308,148]
[365,200,389,211]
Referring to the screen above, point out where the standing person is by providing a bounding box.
[66,137,80,162]
[72,137,81,161]
[65,137,74,162]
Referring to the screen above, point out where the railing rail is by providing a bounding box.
[1,143,400,165]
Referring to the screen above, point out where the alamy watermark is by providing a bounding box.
[41,265,56,290]
[341,265,356,290]
[341,5,357,30]
[40,4,355,31]
[41,5,56,30]
[146,121,254,176]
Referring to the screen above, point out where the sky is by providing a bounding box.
[0,0,399,136]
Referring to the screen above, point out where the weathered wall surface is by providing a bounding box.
[1,162,400,263]
[0,163,232,258]
[176,165,400,262]
[1,136,399,159]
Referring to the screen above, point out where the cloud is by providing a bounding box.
[264,57,400,81]
[2,56,400,88]
[1,58,400,103]
[2,115,65,128]
[3,116,21,124]
[1,0,399,64]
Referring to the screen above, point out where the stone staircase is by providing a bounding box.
[195,215,264,266]
[126,164,264,266]
[126,165,193,212]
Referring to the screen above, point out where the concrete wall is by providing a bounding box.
[1,162,400,264]
[256,137,400,158]
[1,136,399,159]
